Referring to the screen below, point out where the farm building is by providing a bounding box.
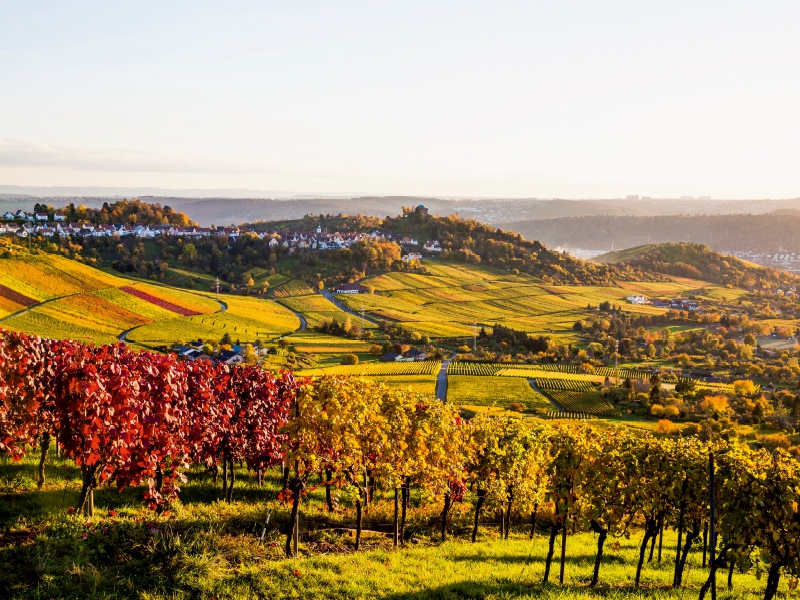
[336,282,368,294]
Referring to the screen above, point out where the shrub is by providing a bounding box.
[507,402,525,413]
[655,419,678,435]
[661,405,680,419]
[342,354,359,365]
[369,345,383,356]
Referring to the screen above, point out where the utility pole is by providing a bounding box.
[473,322,477,352]
[615,338,620,384]
[215,277,220,301]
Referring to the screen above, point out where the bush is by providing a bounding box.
[369,344,383,356]
[655,419,678,435]
[661,405,680,419]
[507,402,525,413]
[342,354,359,365]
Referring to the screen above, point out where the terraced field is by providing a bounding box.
[340,260,673,342]
[278,294,373,329]
[127,294,300,348]
[447,375,553,413]
[0,255,301,346]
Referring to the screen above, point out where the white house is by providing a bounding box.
[423,240,442,252]
[336,282,368,294]
[626,295,648,305]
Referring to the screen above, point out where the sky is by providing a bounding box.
[1,0,799,198]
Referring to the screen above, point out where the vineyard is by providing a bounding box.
[119,286,204,316]
[281,332,372,355]
[298,360,439,377]
[535,378,621,417]
[448,361,663,383]
[446,375,553,412]
[2,331,800,599]
[271,279,316,298]
[0,254,303,347]
[343,260,651,341]
[277,294,369,329]
[128,295,300,348]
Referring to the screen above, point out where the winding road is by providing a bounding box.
[117,295,229,343]
[321,290,380,325]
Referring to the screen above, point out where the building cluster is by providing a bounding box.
[626,295,700,311]
[1,211,444,256]
[380,347,429,362]
[169,341,253,365]
[726,250,800,275]
[0,211,242,240]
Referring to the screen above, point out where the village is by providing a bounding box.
[0,209,443,257]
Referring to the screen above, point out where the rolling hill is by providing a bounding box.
[593,242,798,289]
[502,213,800,256]
[0,253,300,347]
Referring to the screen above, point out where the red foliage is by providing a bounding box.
[1,330,303,511]
[0,330,76,459]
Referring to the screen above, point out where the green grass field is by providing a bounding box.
[0,451,781,599]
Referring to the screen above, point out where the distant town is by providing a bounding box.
[0,208,442,259]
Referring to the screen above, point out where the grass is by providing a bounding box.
[0,451,781,599]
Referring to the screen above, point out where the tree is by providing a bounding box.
[542,426,593,585]
[342,354,359,365]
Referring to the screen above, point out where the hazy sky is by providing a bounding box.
[1,1,799,198]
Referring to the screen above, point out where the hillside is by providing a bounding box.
[240,208,655,286]
[595,242,797,289]
[0,253,300,347]
[502,213,800,256]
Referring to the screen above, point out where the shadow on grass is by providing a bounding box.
[380,579,672,599]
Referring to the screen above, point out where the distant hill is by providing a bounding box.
[594,242,797,289]
[501,213,800,255]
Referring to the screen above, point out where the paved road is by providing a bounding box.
[321,290,380,325]
[118,294,229,343]
[436,352,456,401]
